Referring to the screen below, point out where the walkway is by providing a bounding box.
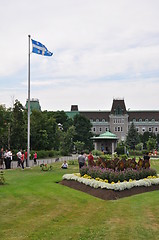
[3,155,78,169]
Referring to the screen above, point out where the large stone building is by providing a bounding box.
[66,99,159,142]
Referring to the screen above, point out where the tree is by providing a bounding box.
[73,114,93,151]
[74,141,85,153]
[0,105,12,148]
[126,122,140,150]
[139,131,156,149]
[60,126,76,155]
[146,138,156,152]
[10,100,26,150]
[30,110,59,150]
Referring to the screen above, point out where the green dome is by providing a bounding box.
[92,131,118,140]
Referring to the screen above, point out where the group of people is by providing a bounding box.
[17,150,37,169]
[0,148,12,169]
[0,148,37,170]
[78,151,94,169]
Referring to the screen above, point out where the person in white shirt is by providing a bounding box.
[61,160,68,169]
[7,149,12,169]
[17,150,22,167]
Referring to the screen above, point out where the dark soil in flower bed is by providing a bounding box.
[60,180,159,200]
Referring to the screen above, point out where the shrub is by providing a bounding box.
[0,171,5,185]
[40,164,53,171]
[30,150,60,159]
[92,150,103,156]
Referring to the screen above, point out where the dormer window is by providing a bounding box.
[96,119,99,122]
[102,119,105,122]
[139,119,142,122]
[114,106,123,115]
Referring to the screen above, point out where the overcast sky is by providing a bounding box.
[1,0,159,111]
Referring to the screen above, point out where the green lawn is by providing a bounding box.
[0,160,159,240]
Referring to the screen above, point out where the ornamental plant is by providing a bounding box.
[0,171,5,185]
[80,166,157,183]
[40,164,53,171]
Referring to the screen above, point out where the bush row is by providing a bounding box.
[11,150,61,160]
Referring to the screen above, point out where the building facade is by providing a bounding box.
[66,99,159,142]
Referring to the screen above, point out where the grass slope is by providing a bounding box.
[0,160,159,240]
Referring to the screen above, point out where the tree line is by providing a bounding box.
[117,122,159,155]
[0,100,93,155]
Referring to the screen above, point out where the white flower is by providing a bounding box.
[62,174,159,191]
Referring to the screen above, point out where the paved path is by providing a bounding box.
[2,155,78,170]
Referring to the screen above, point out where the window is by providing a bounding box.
[105,127,108,131]
[139,119,142,122]
[115,127,117,132]
[121,127,123,132]
[96,119,99,122]
[142,127,146,132]
[99,127,102,132]
[136,127,139,132]
[149,127,152,132]
[155,127,158,132]
[145,119,148,122]
[115,106,123,115]
[93,127,96,132]
[151,119,155,122]
[102,119,105,122]
[118,126,120,132]
[133,119,136,122]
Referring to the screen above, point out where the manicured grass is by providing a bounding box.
[0,160,159,240]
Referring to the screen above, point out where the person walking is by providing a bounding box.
[17,150,22,167]
[88,152,95,167]
[21,151,25,170]
[4,149,8,169]
[7,149,12,169]
[78,151,86,169]
[34,152,37,164]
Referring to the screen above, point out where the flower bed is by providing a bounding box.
[62,173,159,191]
[80,166,157,183]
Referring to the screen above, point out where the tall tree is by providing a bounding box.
[30,110,59,150]
[73,114,93,151]
[60,126,76,155]
[126,122,140,150]
[10,100,26,150]
[0,105,12,148]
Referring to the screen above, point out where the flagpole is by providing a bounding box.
[27,34,31,167]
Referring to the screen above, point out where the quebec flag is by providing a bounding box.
[31,39,53,56]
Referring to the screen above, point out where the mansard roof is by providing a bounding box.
[128,111,159,121]
[67,100,159,121]
[80,111,110,121]
[110,99,127,114]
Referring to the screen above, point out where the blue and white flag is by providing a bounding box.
[31,39,53,56]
